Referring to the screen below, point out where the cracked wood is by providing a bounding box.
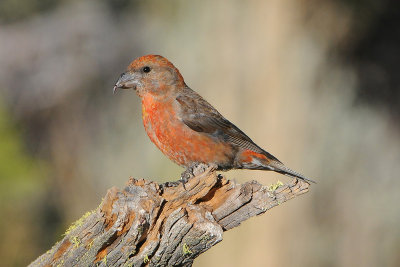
[29,165,310,267]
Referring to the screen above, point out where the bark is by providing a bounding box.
[29,165,310,267]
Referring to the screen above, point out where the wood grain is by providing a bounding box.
[29,165,310,267]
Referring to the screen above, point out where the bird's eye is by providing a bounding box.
[142,66,151,73]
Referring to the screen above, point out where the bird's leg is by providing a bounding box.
[178,164,194,190]
[158,163,200,192]
[180,164,197,184]
[159,163,216,192]
[180,162,209,190]
[158,181,180,193]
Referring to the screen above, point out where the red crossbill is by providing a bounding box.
[114,55,314,184]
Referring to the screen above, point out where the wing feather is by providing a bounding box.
[176,88,279,161]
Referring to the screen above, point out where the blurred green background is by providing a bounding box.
[1,0,399,266]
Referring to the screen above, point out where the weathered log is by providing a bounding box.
[29,165,310,267]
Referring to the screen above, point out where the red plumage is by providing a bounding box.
[114,55,314,183]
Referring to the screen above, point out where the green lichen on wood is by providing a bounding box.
[182,243,192,255]
[102,255,107,266]
[87,239,94,249]
[143,254,150,264]
[64,210,95,236]
[268,180,283,192]
[71,236,81,248]
[56,259,64,267]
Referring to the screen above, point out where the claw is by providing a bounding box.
[180,172,190,190]
[180,179,187,190]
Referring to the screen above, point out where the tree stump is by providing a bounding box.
[29,165,310,267]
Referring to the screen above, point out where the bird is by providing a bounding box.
[113,55,315,184]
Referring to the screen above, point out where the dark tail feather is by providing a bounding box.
[268,160,316,184]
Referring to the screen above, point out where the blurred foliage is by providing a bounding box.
[0,97,53,266]
[340,0,386,30]
[0,0,62,24]
[102,0,138,14]
[324,0,400,119]
[348,0,400,120]
[0,99,46,198]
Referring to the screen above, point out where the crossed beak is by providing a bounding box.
[113,72,138,94]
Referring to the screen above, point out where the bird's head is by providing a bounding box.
[113,55,185,97]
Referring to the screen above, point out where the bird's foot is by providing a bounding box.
[180,165,196,190]
[159,164,207,192]
[159,180,182,193]
[180,168,194,184]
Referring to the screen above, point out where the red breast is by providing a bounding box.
[141,93,235,167]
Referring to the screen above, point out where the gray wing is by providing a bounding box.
[176,88,279,161]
